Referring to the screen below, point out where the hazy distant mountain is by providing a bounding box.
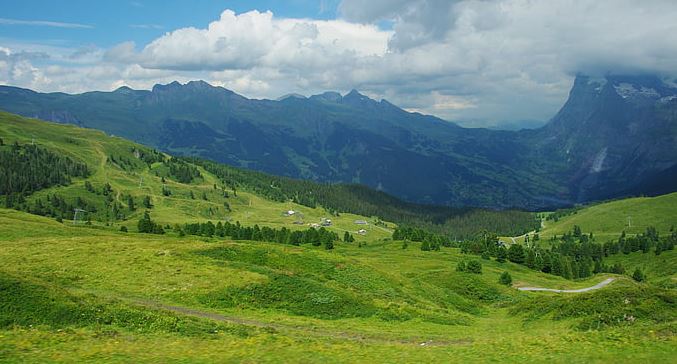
[1,75,675,208]
[484,119,546,131]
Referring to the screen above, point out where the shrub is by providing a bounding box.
[632,268,645,282]
[456,260,467,272]
[499,271,512,286]
[466,260,482,274]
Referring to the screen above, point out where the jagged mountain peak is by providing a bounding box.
[342,89,371,103]
[0,75,675,208]
[276,93,307,101]
[309,91,342,103]
[574,73,677,100]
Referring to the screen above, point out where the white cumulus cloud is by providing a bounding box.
[2,1,677,127]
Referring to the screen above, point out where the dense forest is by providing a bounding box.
[0,142,89,197]
[189,158,539,239]
[165,158,202,184]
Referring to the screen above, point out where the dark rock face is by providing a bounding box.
[536,75,677,201]
[0,74,675,208]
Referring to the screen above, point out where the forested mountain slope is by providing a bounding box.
[0,111,538,238]
[2,74,675,208]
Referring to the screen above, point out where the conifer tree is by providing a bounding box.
[499,271,512,286]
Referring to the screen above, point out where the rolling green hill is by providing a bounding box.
[0,112,676,362]
[0,110,538,239]
[540,193,677,239]
[0,208,675,363]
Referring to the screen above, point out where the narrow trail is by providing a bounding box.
[518,278,615,293]
[131,298,471,347]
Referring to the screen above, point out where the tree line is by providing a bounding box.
[459,225,676,280]
[186,157,539,239]
[137,213,339,250]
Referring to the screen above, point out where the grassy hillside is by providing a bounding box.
[0,111,394,241]
[540,193,677,239]
[0,208,675,362]
[1,112,676,362]
[0,111,538,239]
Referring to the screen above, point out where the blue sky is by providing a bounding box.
[1,1,340,47]
[0,0,675,128]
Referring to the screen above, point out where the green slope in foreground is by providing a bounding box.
[0,208,675,363]
[0,112,675,362]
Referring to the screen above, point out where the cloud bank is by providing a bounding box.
[2,1,677,127]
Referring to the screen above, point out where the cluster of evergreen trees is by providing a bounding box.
[178,220,339,249]
[189,157,539,239]
[7,178,133,223]
[545,206,583,222]
[456,259,482,274]
[0,143,89,198]
[165,158,201,184]
[460,225,676,280]
[131,147,164,166]
[15,194,98,221]
[392,226,454,251]
[137,211,165,234]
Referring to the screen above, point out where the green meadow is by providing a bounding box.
[0,113,675,363]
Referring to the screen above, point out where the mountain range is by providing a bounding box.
[0,74,675,209]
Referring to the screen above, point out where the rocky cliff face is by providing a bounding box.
[537,74,677,201]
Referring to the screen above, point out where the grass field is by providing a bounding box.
[539,194,677,239]
[1,113,676,362]
[1,208,675,363]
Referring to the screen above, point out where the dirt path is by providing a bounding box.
[132,298,470,347]
[518,278,615,293]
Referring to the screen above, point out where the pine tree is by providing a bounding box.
[562,258,573,279]
[466,260,482,274]
[138,211,153,233]
[593,259,603,274]
[655,241,663,256]
[143,196,152,209]
[496,246,507,263]
[508,244,526,264]
[499,271,512,286]
[632,268,645,282]
[525,248,536,269]
[579,259,592,278]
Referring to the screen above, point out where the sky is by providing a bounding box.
[1,0,676,128]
